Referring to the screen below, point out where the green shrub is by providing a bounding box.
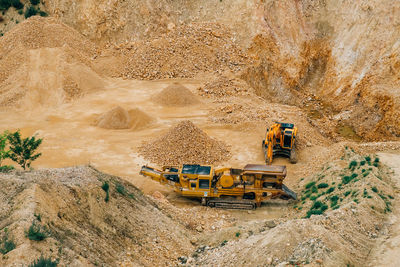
[378,193,387,200]
[235,232,240,237]
[28,255,58,267]
[332,205,340,210]
[388,195,394,199]
[362,171,370,177]
[0,0,11,10]
[365,156,371,162]
[353,198,359,203]
[348,160,357,170]
[330,195,339,207]
[344,190,351,197]
[360,160,366,166]
[363,189,368,198]
[17,8,22,14]
[24,6,37,18]
[342,176,352,184]
[306,201,328,218]
[305,181,316,189]
[326,186,335,194]
[311,186,318,193]
[0,230,16,255]
[0,165,14,173]
[317,183,329,189]
[25,222,47,241]
[220,240,228,246]
[11,0,23,9]
[371,186,378,193]
[116,183,126,195]
[30,0,39,5]
[351,173,358,179]
[101,181,110,202]
[310,195,318,201]
[39,10,47,17]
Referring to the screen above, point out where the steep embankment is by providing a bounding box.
[0,166,193,266]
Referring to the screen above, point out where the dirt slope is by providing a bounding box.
[0,166,193,266]
[191,151,396,266]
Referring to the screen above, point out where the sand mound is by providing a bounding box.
[128,108,154,130]
[139,120,230,165]
[0,47,105,109]
[153,83,200,107]
[96,106,131,129]
[0,17,104,110]
[96,106,153,130]
[0,16,97,85]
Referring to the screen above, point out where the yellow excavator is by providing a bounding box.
[140,164,296,209]
[262,122,298,165]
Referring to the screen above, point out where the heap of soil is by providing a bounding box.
[0,17,103,109]
[0,16,97,84]
[153,83,200,107]
[139,120,230,165]
[95,106,153,130]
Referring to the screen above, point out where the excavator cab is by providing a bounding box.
[263,122,298,164]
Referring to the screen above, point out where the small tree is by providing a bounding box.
[0,130,10,167]
[7,131,42,170]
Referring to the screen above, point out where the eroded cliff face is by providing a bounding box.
[43,0,262,45]
[243,0,400,140]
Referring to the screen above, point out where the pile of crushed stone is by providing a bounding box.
[153,83,200,107]
[139,120,230,165]
[116,23,250,80]
[197,75,253,98]
[95,106,153,130]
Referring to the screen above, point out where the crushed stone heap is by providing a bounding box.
[153,83,200,107]
[139,120,230,165]
[118,23,250,80]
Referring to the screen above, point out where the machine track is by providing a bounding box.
[207,199,256,210]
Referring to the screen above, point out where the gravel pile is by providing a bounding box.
[117,23,250,80]
[197,75,252,98]
[153,83,200,107]
[139,120,230,165]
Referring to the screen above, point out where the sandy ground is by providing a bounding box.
[0,77,309,222]
[368,153,400,267]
